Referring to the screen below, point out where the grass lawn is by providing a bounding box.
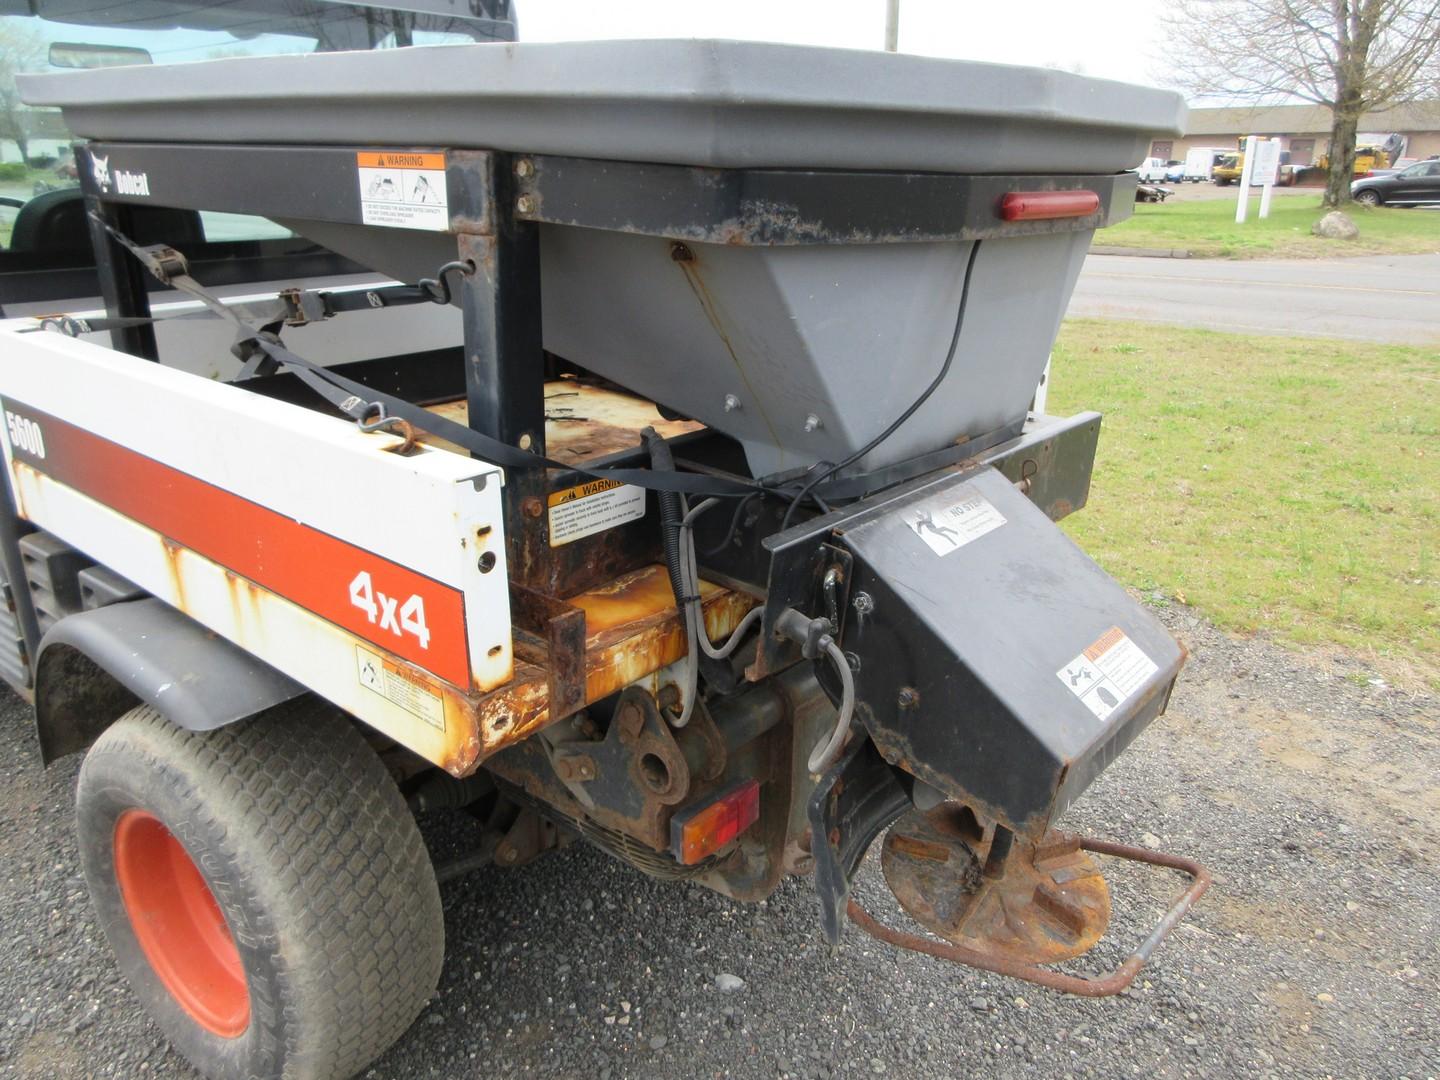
[1093,191,1440,258]
[1051,319,1439,686]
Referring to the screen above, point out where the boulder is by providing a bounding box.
[1312,211,1360,240]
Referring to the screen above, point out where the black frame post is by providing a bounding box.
[455,153,549,588]
[83,196,158,361]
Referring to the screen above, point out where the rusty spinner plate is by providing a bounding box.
[880,810,1111,966]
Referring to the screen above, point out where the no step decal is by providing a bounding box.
[904,485,1006,556]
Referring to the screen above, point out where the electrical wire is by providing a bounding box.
[700,490,762,557]
[668,497,766,728]
[807,640,856,774]
[779,239,985,532]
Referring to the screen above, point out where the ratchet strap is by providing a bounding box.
[83,214,761,498]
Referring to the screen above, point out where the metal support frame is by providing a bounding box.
[79,146,157,361]
[454,155,550,588]
[69,136,1120,612]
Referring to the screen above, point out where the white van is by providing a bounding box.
[1183,146,1229,183]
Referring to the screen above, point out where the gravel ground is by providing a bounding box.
[0,606,1435,1080]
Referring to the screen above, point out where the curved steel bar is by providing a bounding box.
[847,837,1211,998]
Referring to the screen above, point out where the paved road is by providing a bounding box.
[1071,252,1440,345]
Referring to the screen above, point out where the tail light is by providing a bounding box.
[671,780,761,864]
[1000,190,1101,221]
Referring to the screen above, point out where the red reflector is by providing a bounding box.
[671,780,761,865]
[999,190,1101,222]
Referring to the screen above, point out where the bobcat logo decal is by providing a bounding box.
[90,153,111,192]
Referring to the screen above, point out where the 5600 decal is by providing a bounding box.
[348,570,431,649]
[5,411,45,459]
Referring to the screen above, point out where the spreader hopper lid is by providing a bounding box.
[21,39,1186,174]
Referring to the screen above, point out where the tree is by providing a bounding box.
[1161,1,1440,207]
[0,22,47,165]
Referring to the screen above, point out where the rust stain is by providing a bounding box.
[672,252,784,452]
[10,462,33,520]
[568,564,709,638]
[160,538,188,613]
[421,381,701,463]
[440,566,755,772]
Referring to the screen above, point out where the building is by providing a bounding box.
[1149,100,1440,165]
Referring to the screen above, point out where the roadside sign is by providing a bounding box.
[1251,139,1281,186]
[1236,136,1282,223]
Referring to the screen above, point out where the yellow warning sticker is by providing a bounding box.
[356,646,445,730]
[356,150,448,231]
[1055,627,1158,723]
[547,479,646,547]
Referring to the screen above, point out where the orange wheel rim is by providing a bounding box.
[113,809,250,1038]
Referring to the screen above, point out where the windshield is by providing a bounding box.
[0,1,515,254]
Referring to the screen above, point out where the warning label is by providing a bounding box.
[356,645,445,730]
[356,151,448,231]
[1056,627,1159,722]
[904,486,1006,556]
[548,478,646,547]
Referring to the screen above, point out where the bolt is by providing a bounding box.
[497,844,518,864]
[844,651,861,672]
[522,496,544,518]
[723,394,741,412]
[669,241,694,262]
[897,686,920,709]
[803,414,822,433]
[518,432,534,451]
[852,591,875,616]
[883,747,900,765]
[514,158,535,178]
[515,194,535,215]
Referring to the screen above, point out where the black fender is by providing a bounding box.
[33,598,307,764]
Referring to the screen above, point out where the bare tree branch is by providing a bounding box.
[1158,0,1440,205]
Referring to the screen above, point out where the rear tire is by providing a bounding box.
[76,702,444,1080]
[1354,190,1382,206]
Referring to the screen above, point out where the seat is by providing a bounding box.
[8,188,204,255]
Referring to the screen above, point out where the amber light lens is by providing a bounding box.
[671,780,761,865]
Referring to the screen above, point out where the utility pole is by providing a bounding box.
[884,0,899,52]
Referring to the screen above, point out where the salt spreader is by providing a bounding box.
[4,40,1207,1079]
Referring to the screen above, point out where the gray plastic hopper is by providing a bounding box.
[22,40,1186,477]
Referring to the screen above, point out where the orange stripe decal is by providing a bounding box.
[2,399,470,687]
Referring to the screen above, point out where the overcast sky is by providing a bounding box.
[514,0,1177,88]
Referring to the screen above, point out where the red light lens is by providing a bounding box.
[671,780,761,865]
[999,190,1101,222]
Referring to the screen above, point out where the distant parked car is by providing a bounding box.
[1134,157,1170,182]
[1351,159,1440,207]
[1163,161,1187,183]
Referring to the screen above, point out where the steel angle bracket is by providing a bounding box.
[847,837,1212,997]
